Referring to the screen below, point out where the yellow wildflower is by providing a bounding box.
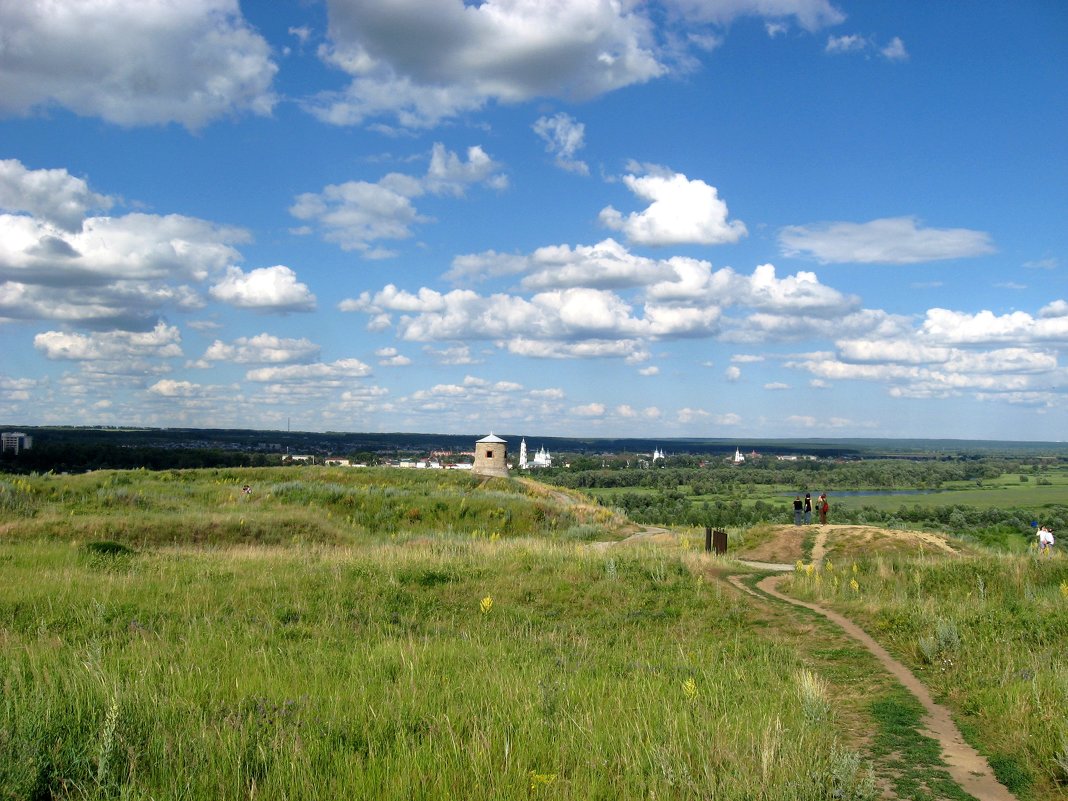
[529,771,557,791]
[480,596,493,614]
[1060,581,1068,600]
[850,578,860,593]
[683,677,698,703]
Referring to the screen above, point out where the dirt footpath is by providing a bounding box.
[734,526,1016,801]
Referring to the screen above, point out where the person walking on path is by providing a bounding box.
[793,496,803,526]
[1038,525,1055,553]
[818,493,829,525]
[803,493,812,524]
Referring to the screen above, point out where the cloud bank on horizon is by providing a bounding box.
[0,0,1065,440]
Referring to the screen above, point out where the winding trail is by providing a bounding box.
[581,495,1010,798]
[730,527,1018,801]
[809,525,830,567]
[586,523,671,551]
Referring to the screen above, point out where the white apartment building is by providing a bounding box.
[1,432,32,454]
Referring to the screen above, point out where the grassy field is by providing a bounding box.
[1,544,876,799]
[2,466,1067,799]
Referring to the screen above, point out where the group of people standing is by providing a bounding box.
[793,492,829,526]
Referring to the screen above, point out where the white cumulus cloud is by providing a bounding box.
[307,0,666,128]
[881,37,909,61]
[197,334,320,365]
[920,308,1068,346]
[0,0,277,129]
[245,358,373,383]
[1039,300,1068,319]
[600,168,746,246]
[533,113,589,175]
[34,322,182,361]
[782,301,1068,405]
[375,347,413,367]
[148,379,205,398]
[0,159,113,231]
[209,266,316,312]
[290,144,505,256]
[0,164,249,326]
[572,402,606,417]
[825,33,867,53]
[306,0,843,128]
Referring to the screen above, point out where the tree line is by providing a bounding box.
[543,459,1015,492]
[0,444,284,474]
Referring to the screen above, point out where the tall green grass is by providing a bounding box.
[1,536,876,800]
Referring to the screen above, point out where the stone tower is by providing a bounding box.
[473,433,509,478]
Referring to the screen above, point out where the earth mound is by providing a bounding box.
[735,523,961,566]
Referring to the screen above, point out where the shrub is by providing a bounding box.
[83,541,136,557]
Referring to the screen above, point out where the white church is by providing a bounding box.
[518,439,553,469]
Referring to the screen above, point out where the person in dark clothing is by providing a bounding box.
[803,493,812,525]
[793,496,803,526]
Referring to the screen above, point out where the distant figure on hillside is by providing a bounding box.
[1038,526,1055,553]
[803,493,812,525]
[818,493,829,525]
[242,485,252,495]
[793,496,803,526]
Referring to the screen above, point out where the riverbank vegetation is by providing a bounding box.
[544,460,1068,549]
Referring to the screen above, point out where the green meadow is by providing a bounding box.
[0,467,623,546]
[1,466,1066,799]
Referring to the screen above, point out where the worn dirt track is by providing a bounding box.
[735,527,1018,801]
[586,523,672,551]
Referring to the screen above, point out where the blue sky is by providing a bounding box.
[1,0,1065,440]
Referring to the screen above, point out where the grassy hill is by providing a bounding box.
[1,468,1065,799]
[0,466,625,546]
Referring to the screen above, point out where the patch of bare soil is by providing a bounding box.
[736,526,807,564]
[736,523,960,565]
[823,526,962,565]
[587,524,674,551]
